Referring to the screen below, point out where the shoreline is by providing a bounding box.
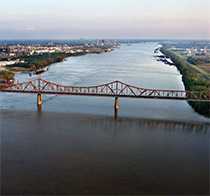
[0,46,115,80]
[160,47,210,118]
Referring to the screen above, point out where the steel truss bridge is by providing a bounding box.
[1,78,210,118]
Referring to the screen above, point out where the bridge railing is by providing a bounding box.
[0,78,210,101]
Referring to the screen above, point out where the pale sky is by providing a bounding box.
[0,0,209,39]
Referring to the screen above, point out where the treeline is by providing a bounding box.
[13,52,68,70]
[187,56,210,65]
[160,47,210,118]
[0,70,15,81]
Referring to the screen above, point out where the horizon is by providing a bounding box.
[0,38,210,41]
[0,0,209,40]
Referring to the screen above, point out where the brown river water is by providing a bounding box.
[1,43,210,195]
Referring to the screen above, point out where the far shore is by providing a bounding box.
[0,46,115,81]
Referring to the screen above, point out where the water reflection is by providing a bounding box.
[86,116,210,134]
[1,110,209,195]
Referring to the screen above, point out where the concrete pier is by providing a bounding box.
[114,97,120,119]
[37,93,42,112]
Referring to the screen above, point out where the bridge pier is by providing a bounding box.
[114,97,120,120]
[37,93,42,112]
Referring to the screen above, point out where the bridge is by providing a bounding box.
[1,78,210,118]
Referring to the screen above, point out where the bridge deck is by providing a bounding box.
[0,78,210,102]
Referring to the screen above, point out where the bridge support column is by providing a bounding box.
[37,93,42,112]
[114,97,120,120]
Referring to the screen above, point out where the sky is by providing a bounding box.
[0,0,209,39]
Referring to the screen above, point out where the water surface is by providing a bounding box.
[1,42,210,195]
[1,110,209,195]
[0,43,209,122]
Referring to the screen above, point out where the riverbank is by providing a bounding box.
[0,53,68,82]
[8,52,72,72]
[0,70,15,81]
[0,46,115,81]
[160,47,210,118]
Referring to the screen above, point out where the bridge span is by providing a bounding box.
[1,78,210,118]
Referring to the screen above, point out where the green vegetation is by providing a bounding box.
[187,56,210,65]
[7,52,69,71]
[187,56,210,74]
[20,52,67,69]
[160,47,210,118]
[0,70,15,81]
[1,52,70,83]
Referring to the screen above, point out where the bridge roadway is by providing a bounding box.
[0,78,210,118]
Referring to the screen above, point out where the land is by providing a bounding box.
[0,70,15,81]
[0,40,119,81]
[7,52,71,72]
[160,42,210,118]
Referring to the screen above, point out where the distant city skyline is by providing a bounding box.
[0,0,209,39]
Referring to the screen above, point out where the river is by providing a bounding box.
[1,42,210,123]
[1,42,210,195]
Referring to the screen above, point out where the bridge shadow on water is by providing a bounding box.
[2,109,210,133]
[1,110,210,195]
[77,114,210,134]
